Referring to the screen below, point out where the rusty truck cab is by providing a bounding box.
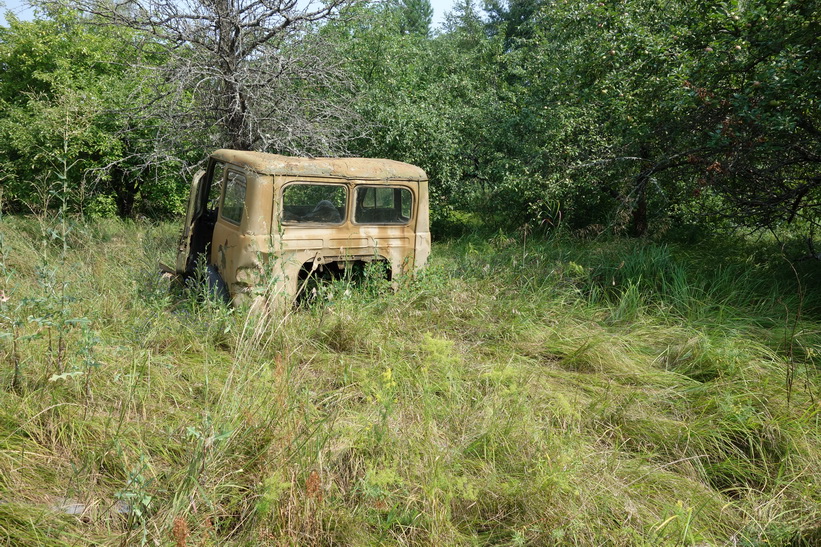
[176,149,430,305]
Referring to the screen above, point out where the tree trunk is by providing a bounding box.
[631,178,648,237]
[113,167,139,217]
[631,145,650,237]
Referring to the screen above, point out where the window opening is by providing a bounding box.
[354,186,412,224]
[207,162,225,211]
[221,170,246,224]
[282,183,347,224]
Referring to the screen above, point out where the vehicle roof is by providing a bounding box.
[211,149,428,181]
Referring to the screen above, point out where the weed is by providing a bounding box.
[115,453,155,529]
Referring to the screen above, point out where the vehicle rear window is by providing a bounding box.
[282,183,347,224]
[354,186,412,224]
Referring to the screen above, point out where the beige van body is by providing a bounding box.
[175,149,430,305]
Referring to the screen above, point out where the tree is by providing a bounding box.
[679,0,821,232]
[326,0,518,231]
[424,0,819,237]
[47,0,361,154]
[396,0,433,37]
[485,0,541,48]
[524,0,701,235]
[0,9,186,217]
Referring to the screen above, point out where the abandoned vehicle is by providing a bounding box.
[173,149,431,305]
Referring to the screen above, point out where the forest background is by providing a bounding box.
[0,0,817,239]
[1,0,821,545]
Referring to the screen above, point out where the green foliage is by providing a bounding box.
[0,0,816,241]
[333,1,517,232]
[502,0,821,234]
[0,9,189,218]
[678,0,821,229]
[331,0,819,238]
[394,0,433,37]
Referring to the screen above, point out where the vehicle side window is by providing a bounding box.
[282,183,347,224]
[221,170,246,225]
[207,162,225,211]
[354,186,412,224]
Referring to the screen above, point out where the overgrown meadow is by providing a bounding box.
[1,216,820,546]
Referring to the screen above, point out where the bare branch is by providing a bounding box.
[42,0,364,157]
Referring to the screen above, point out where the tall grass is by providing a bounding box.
[0,216,819,545]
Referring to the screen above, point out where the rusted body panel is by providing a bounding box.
[176,150,430,307]
[209,149,428,181]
